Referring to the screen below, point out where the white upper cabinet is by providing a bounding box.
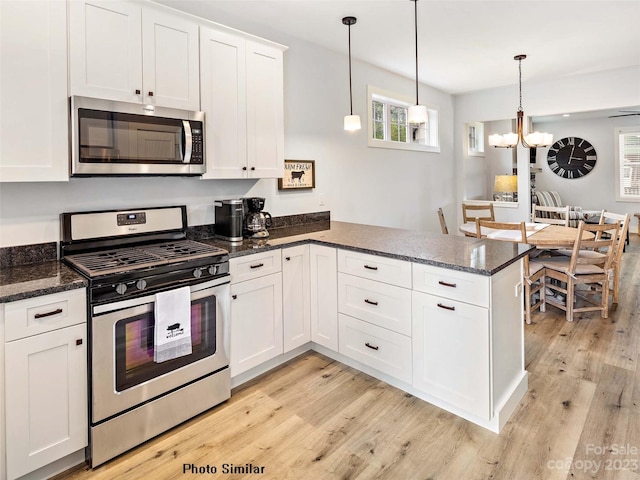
[0,0,69,182]
[69,0,200,110]
[200,27,286,179]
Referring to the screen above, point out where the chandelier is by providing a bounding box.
[488,55,552,148]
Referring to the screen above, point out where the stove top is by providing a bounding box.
[64,240,227,277]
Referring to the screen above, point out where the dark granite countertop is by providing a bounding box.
[202,221,532,276]
[1,220,530,302]
[0,261,88,303]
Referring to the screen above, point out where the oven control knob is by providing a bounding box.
[115,283,127,295]
[136,279,147,290]
[193,268,202,278]
[208,265,219,275]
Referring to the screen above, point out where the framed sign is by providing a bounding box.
[278,159,316,190]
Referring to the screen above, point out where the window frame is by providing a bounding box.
[614,126,640,202]
[367,85,440,153]
[466,121,485,157]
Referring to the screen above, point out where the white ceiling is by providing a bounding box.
[156,0,640,95]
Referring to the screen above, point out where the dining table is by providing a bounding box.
[458,222,595,247]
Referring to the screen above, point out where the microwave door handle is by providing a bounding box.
[182,120,192,163]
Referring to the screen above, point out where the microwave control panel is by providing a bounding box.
[190,121,204,164]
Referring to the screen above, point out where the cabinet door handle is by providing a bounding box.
[250,166,256,171]
[148,91,154,97]
[34,308,63,319]
[285,257,291,261]
[437,303,456,311]
[365,342,379,351]
[135,89,141,95]
[76,339,83,346]
[250,263,264,269]
[438,280,457,288]
[232,294,237,300]
[242,166,247,171]
[364,299,378,306]
[364,265,378,271]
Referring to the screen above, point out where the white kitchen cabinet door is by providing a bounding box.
[246,41,285,178]
[4,324,87,480]
[282,245,311,352]
[200,27,247,179]
[69,0,142,104]
[141,7,200,110]
[309,245,338,351]
[69,1,199,110]
[230,273,283,377]
[412,291,490,420]
[0,0,69,182]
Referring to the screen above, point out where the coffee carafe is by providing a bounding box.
[242,197,272,238]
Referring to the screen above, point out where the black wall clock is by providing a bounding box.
[546,137,597,179]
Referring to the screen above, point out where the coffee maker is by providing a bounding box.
[242,197,272,238]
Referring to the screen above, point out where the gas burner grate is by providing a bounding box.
[65,240,226,277]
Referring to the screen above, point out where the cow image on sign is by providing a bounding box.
[278,159,315,190]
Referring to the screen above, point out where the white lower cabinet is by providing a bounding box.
[309,245,338,350]
[3,289,87,480]
[338,314,412,383]
[411,291,490,420]
[282,245,311,352]
[230,251,283,377]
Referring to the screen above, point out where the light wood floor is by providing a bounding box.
[55,235,640,480]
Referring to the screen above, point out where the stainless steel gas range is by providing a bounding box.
[60,206,230,467]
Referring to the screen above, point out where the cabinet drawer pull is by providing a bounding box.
[232,294,237,300]
[135,89,141,95]
[438,280,457,288]
[364,299,379,306]
[148,91,154,97]
[365,342,379,351]
[250,263,264,269]
[285,257,291,261]
[34,308,63,319]
[437,303,456,311]
[363,265,378,271]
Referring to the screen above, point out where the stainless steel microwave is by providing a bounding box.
[70,96,205,176]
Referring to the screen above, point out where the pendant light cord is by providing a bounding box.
[413,0,419,105]
[348,24,353,115]
[518,56,523,113]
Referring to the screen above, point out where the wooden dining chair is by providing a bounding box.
[475,219,545,324]
[462,203,495,223]
[538,221,619,322]
[554,211,630,304]
[599,212,630,304]
[437,208,449,234]
[532,205,570,227]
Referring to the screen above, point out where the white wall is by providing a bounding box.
[0,22,455,247]
[455,66,640,225]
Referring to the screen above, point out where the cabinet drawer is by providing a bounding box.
[4,288,87,342]
[338,273,411,336]
[338,249,411,288]
[338,314,412,384]
[230,249,282,284]
[412,263,489,308]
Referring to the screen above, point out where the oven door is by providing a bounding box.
[90,277,229,424]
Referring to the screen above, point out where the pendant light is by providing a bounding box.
[408,0,427,124]
[488,55,553,148]
[342,16,361,131]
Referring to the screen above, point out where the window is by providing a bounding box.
[615,127,640,202]
[367,85,439,153]
[466,122,485,157]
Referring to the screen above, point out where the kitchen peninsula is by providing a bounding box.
[0,220,530,479]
